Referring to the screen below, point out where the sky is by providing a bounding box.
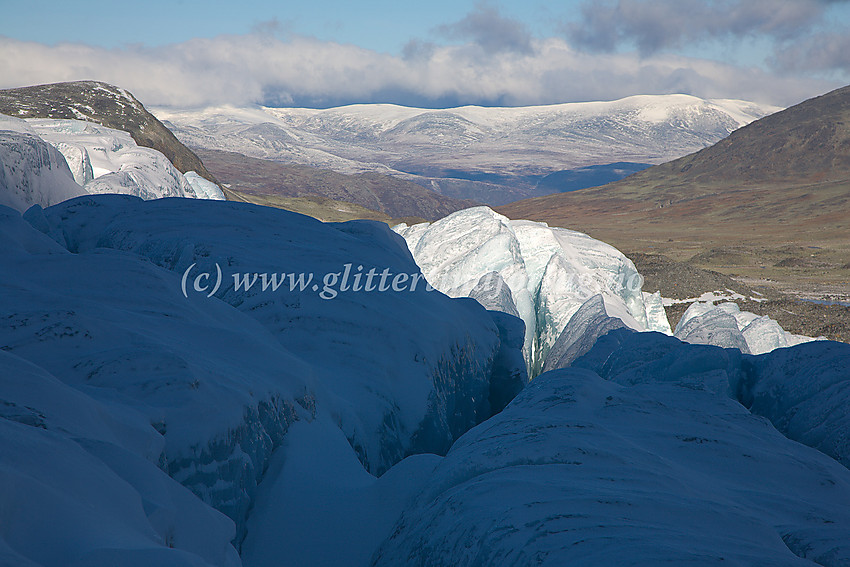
[1,0,849,109]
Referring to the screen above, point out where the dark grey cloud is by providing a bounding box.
[435,2,534,54]
[567,0,841,54]
[772,32,850,73]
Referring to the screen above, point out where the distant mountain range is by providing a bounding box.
[498,84,850,309]
[500,84,850,238]
[195,147,476,222]
[155,95,779,205]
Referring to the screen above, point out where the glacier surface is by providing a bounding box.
[394,206,671,375]
[675,301,818,354]
[1,114,224,211]
[235,330,850,567]
[0,195,523,565]
[372,355,850,566]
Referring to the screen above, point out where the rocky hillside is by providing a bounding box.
[0,81,218,183]
[498,84,850,303]
[196,147,476,221]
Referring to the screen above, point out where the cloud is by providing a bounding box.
[567,0,841,54]
[0,34,838,110]
[772,32,850,74]
[434,2,534,54]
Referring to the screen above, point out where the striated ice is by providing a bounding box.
[372,362,850,566]
[2,195,523,554]
[468,271,520,318]
[0,128,87,212]
[0,132,87,212]
[1,114,225,208]
[542,294,628,372]
[184,171,226,200]
[674,303,751,353]
[675,301,818,354]
[394,206,665,376]
[53,140,94,185]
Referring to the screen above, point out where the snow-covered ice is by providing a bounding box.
[1,114,225,210]
[675,301,818,354]
[372,358,850,565]
[394,206,671,375]
[0,195,523,564]
[0,128,87,212]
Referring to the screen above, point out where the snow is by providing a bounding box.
[663,288,767,306]
[393,206,671,375]
[153,95,779,190]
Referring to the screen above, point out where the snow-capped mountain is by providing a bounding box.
[155,95,780,204]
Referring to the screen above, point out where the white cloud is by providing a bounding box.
[0,34,839,109]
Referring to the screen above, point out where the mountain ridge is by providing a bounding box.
[155,94,779,204]
[497,84,850,301]
[0,81,219,184]
[194,147,477,221]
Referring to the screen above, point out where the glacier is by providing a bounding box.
[674,301,818,354]
[3,193,850,566]
[371,352,850,566]
[0,194,524,565]
[238,330,850,567]
[393,206,671,376]
[0,129,87,212]
[0,114,224,211]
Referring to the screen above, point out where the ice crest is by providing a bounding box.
[394,206,669,375]
[675,301,818,354]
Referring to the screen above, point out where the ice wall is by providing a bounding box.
[394,206,671,376]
